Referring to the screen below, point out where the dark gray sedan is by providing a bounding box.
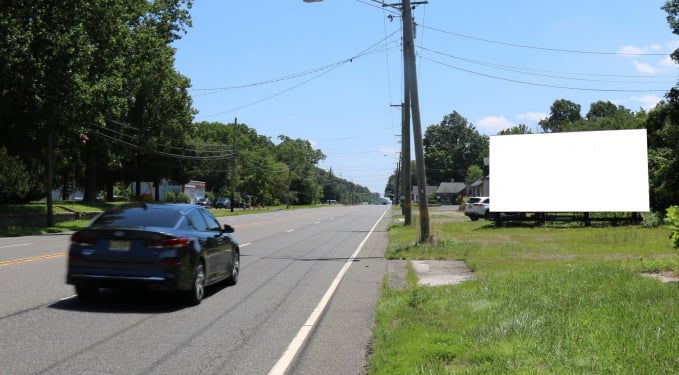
[66,202,239,305]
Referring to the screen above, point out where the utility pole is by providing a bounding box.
[231,118,237,212]
[385,0,428,241]
[306,0,429,241]
[286,147,293,209]
[401,10,412,226]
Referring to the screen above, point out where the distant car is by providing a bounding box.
[66,203,240,305]
[215,197,231,209]
[233,200,250,209]
[464,196,490,221]
[196,197,211,208]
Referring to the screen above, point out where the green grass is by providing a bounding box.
[0,202,330,236]
[369,216,679,374]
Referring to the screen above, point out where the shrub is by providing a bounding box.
[665,206,679,248]
[641,211,663,228]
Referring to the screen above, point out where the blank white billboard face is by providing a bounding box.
[489,129,649,212]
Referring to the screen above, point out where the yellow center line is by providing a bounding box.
[0,252,66,267]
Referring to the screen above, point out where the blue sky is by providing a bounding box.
[172,1,678,195]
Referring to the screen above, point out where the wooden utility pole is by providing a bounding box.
[401,11,412,226]
[400,0,429,242]
[231,118,237,212]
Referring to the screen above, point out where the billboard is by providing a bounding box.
[489,129,649,212]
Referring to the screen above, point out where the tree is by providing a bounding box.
[539,99,582,132]
[276,136,326,205]
[424,111,488,184]
[566,102,645,132]
[497,124,532,135]
[586,100,619,120]
[646,101,679,211]
[465,165,483,181]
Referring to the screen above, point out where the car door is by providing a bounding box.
[198,208,232,281]
[186,208,223,282]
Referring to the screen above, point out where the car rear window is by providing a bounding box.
[90,205,182,228]
[467,197,481,204]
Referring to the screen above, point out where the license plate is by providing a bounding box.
[109,240,131,251]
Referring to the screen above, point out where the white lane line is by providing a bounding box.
[0,243,32,249]
[285,229,295,233]
[268,207,389,375]
[240,243,252,247]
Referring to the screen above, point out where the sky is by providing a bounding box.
[172,0,678,196]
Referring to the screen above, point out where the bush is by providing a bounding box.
[665,206,679,248]
[166,191,190,203]
[641,211,663,228]
[0,147,32,204]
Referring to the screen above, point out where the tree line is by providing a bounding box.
[0,1,374,226]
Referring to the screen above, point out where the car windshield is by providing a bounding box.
[90,205,182,228]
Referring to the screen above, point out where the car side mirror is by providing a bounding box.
[222,224,235,233]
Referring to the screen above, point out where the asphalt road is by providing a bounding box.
[0,205,391,375]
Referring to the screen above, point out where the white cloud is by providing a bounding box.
[379,147,400,155]
[618,44,663,56]
[476,116,514,134]
[659,55,675,68]
[627,95,664,110]
[632,60,657,74]
[516,112,547,124]
[618,45,645,56]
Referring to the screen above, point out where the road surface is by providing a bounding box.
[0,205,391,374]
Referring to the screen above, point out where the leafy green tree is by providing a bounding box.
[276,136,326,205]
[646,101,679,211]
[466,165,483,181]
[424,111,488,184]
[564,102,646,132]
[539,99,582,132]
[586,100,619,120]
[497,124,532,135]
[0,147,32,204]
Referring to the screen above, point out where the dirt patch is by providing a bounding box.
[412,260,475,286]
[641,271,679,283]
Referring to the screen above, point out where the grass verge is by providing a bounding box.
[368,215,679,374]
[0,202,333,236]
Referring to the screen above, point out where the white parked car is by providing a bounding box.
[464,196,490,221]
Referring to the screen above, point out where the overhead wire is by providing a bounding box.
[420,24,671,56]
[196,29,401,119]
[421,55,669,93]
[419,46,676,80]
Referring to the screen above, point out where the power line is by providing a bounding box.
[196,30,401,119]
[88,122,234,160]
[421,24,671,56]
[421,56,670,93]
[420,46,675,84]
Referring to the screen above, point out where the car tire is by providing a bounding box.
[469,216,479,221]
[484,210,491,220]
[75,285,98,300]
[185,262,206,305]
[225,251,239,286]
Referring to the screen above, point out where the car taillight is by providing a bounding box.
[473,203,484,206]
[70,233,96,246]
[145,237,190,249]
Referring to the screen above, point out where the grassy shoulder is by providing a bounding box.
[368,213,679,374]
[0,202,330,236]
